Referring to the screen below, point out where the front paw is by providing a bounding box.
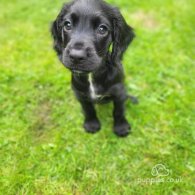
[113,120,131,137]
[84,119,101,133]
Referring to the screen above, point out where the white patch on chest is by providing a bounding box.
[88,74,102,100]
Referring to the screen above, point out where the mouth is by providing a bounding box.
[63,54,102,74]
[65,63,97,74]
[72,69,89,75]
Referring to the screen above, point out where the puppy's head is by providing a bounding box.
[51,0,135,74]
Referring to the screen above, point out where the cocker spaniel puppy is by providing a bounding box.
[51,0,135,137]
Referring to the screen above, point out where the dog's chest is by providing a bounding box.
[88,74,104,100]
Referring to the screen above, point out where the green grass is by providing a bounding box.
[0,0,194,194]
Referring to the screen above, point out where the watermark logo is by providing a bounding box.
[151,164,170,177]
[135,163,182,184]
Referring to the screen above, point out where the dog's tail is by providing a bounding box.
[127,94,139,104]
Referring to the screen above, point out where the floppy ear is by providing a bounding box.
[51,2,73,60]
[51,20,63,59]
[111,9,135,63]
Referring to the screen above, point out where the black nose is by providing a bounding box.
[69,48,86,62]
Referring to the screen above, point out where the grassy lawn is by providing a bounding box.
[0,0,194,194]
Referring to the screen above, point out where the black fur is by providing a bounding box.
[51,0,135,137]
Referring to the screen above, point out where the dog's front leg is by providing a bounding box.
[113,99,131,137]
[79,100,101,133]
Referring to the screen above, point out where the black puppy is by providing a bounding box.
[51,0,135,137]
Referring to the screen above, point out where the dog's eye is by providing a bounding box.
[98,25,108,35]
[64,21,72,31]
